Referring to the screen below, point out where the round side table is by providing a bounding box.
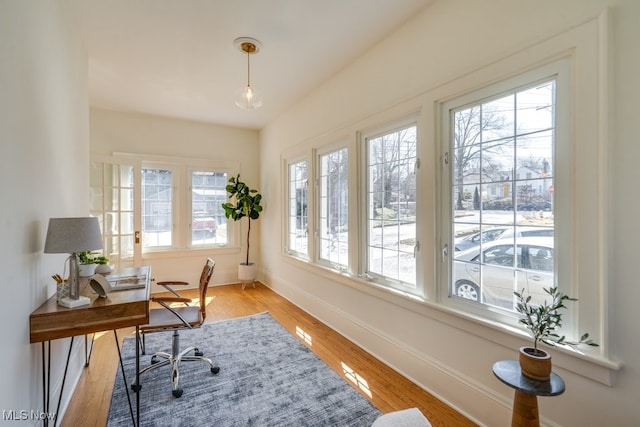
[493,360,565,427]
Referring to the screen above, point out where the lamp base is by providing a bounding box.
[58,295,90,308]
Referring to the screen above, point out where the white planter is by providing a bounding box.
[79,263,96,277]
[238,263,256,288]
[95,264,112,274]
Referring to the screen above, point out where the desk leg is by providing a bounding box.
[113,330,136,426]
[136,325,140,427]
[512,390,539,427]
[41,338,74,427]
[42,342,48,427]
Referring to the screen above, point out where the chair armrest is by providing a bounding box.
[157,281,190,286]
[157,281,190,297]
[150,296,192,304]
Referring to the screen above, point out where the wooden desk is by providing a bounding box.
[30,266,151,427]
[493,360,565,427]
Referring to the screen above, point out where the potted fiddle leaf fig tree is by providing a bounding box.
[222,174,263,286]
[514,286,598,381]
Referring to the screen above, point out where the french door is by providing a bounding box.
[90,156,142,269]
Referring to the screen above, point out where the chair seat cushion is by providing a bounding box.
[141,306,202,331]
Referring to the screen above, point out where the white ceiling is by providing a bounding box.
[67,0,433,130]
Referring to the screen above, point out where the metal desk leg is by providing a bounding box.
[113,330,137,426]
[41,337,74,427]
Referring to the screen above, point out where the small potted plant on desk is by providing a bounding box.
[514,286,598,381]
[222,174,263,287]
[78,251,110,276]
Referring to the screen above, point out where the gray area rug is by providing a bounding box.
[107,312,381,426]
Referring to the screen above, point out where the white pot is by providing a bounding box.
[238,263,257,283]
[79,263,96,277]
[95,264,112,274]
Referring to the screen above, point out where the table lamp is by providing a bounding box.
[44,217,103,308]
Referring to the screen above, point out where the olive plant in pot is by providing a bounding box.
[514,286,598,381]
[222,174,263,286]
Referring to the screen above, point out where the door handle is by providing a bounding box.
[135,231,140,244]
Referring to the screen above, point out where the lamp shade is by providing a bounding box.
[44,217,103,254]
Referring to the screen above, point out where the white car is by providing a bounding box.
[453,236,554,308]
[454,225,554,252]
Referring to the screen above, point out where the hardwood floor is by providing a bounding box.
[62,283,475,426]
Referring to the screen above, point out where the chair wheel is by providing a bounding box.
[151,357,158,364]
[172,389,183,398]
[211,366,220,374]
[195,351,203,357]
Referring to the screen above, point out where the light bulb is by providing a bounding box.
[235,85,263,110]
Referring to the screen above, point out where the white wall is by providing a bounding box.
[260,0,640,425]
[89,109,261,288]
[0,0,89,421]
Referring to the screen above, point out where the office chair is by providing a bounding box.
[137,258,220,397]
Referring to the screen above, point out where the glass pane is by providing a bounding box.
[142,168,173,247]
[120,212,134,234]
[319,148,348,266]
[120,188,134,210]
[516,82,554,134]
[90,188,103,211]
[191,171,227,246]
[90,162,103,186]
[120,165,133,188]
[288,161,308,255]
[366,124,416,286]
[450,79,556,312]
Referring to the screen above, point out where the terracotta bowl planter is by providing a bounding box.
[518,346,552,381]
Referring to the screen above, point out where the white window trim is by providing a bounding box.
[428,12,619,383]
[282,152,312,259]
[359,117,421,295]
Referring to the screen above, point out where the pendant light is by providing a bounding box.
[234,37,263,110]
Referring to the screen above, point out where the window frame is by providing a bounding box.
[440,60,569,323]
[140,162,177,250]
[360,119,420,294]
[315,143,350,271]
[284,156,311,259]
[187,168,230,248]
[93,152,239,259]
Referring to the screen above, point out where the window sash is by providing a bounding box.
[364,124,417,288]
[318,147,349,267]
[287,160,308,256]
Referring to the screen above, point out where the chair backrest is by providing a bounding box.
[198,258,215,321]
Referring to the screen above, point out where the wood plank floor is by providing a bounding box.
[62,282,475,426]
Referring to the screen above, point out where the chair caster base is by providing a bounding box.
[131,383,142,392]
[212,366,220,374]
[172,388,183,398]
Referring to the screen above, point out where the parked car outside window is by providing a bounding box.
[453,236,554,309]
[454,226,554,252]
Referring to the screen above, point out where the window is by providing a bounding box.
[445,68,560,313]
[142,167,174,248]
[318,148,348,267]
[191,171,228,246]
[364,124,417,287]
[90,161,136,269]
[288,160,308,256]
